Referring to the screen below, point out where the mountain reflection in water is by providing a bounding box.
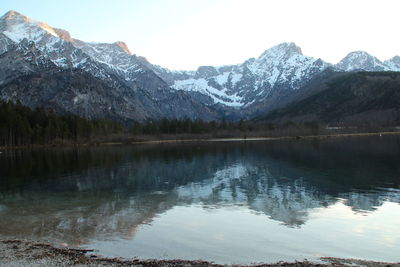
[0,136,399,259]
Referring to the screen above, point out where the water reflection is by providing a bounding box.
[0,136,399,246]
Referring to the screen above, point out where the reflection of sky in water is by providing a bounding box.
[0,136,399,264]
[88,202,400,264]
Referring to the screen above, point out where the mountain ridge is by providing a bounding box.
[0,10,220,122]
[0,10,399,123]
[2,11,399,71]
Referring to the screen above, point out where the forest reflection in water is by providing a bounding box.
[0,136,399,263]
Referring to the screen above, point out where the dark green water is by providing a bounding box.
[0,136,400,264]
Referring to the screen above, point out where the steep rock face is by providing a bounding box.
[0,70,147,122]
[165,43,330,108]
[72,40,133,70]
[0,32,14,54]
[0,41,148,121]
[0,36,55,85]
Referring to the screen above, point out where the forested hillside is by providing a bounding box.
[261,72,400,126]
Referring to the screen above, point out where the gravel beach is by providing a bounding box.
[1,240,399,267]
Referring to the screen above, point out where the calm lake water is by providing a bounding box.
[0,136,400,264]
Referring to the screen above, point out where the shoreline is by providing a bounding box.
[1,130,400,151]
[130,131,400,145]
[1,239,399,267]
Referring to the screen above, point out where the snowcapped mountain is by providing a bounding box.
[0,10,162,83]
[160,43,330,108]
[0,10,218,122]
[165,45,400,109]
[0,10,129,88]
[1,10,399,121]
[334,51,390,72]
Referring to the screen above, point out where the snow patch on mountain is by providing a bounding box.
[72,40,135,71]
[1,11,60,47]
[215,72,230,85]
[174,78,243,107]
[230,73,242,85]
[171,42,329,107]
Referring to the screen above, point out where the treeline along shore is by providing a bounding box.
[0,100,399,148]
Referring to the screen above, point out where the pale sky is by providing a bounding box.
[1,0,399,70]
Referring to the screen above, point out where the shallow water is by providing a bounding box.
[0,136,399,264]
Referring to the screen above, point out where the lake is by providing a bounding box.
[0,136,399,264]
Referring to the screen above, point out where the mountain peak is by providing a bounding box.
[384,56,400,71]
[258,42,303,61]
[275,42,302,53]
[2,10,24,19]
[345,50,373,58]
[1,10,31,23]
[339,51,383,64]
[0,10,62,42]
[0,10,133,56]
[114,41,131,55]
[387,55,400,64]
[336,51,387,71]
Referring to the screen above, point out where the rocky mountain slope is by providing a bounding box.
[0,10,218,122]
